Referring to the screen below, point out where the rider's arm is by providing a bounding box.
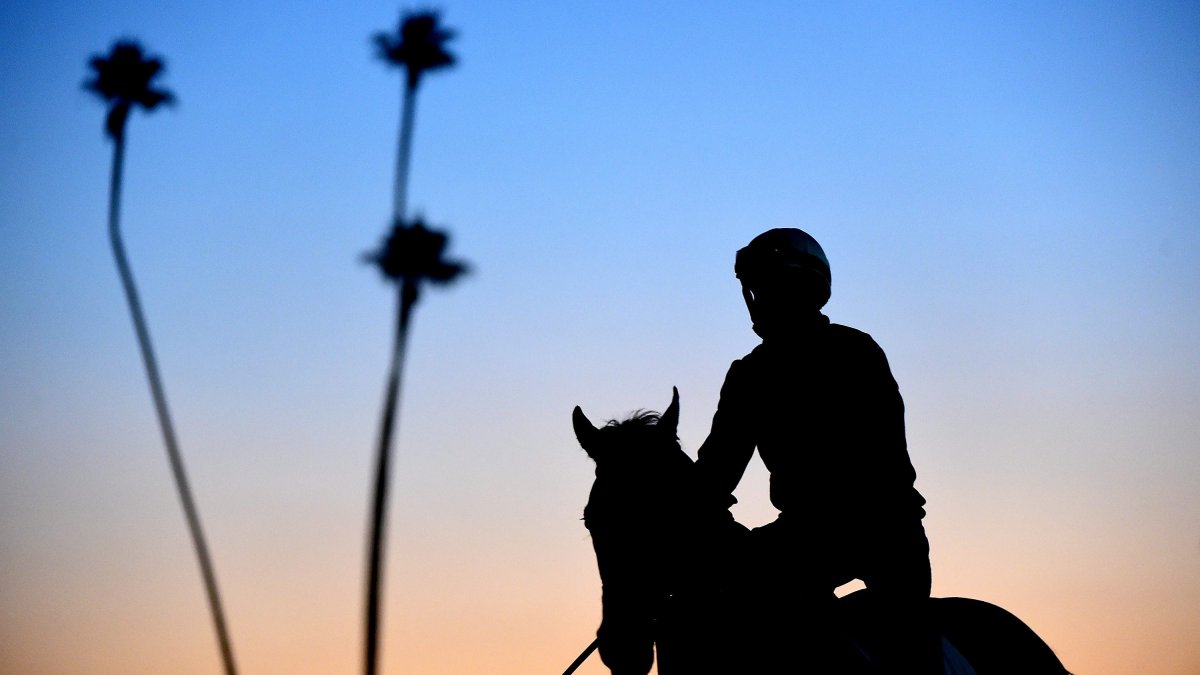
[695,358,757,506]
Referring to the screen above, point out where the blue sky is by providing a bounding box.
[2,2,1199,673]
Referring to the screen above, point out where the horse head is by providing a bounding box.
[572,388,698,675]
[573,386,696,536]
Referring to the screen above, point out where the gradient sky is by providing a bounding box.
[2,1,1198,673]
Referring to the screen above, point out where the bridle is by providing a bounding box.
[561,638,599,675]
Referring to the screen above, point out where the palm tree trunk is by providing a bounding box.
[364,279,419,675]
[393,82,418,223]
[107,131,238,675]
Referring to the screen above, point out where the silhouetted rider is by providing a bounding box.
[696,228,937,671]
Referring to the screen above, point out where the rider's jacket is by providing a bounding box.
[696,312,931,597]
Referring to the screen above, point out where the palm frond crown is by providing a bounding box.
[365,216,469,285]
[84,40,175,139]
[374,11,457,89]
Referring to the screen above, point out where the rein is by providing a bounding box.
[561,638,599,675]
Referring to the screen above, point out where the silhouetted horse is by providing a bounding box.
[572,388,1071,674]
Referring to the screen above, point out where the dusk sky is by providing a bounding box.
[2,1,1198,673]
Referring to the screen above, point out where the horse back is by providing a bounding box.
[932,597,1071,675]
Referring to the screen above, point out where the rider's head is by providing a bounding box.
[735,228,831,337]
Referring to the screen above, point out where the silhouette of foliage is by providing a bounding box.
[360,216,468,675]
[85,40,236,675]
[364,216,469,286]
[374,10,457,90]
[361,11,466,675]
[84,40,175,140]
[373,10,458,223]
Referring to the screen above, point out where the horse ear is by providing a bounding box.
[572,405,601,456]
[660,386,680,435]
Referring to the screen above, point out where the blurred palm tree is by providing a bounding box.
[85,40,238,675]
[362,11,465,675]
[373,9,456,222]
[361,221,468,675]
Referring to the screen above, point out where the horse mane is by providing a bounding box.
[582,409,690,533]
[604,410,662,430]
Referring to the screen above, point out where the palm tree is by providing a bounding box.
[373,10,456,222]
[362,11,462,675]
[85,40,237,675]
[361,217,467,675]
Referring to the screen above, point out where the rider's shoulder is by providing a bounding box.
[827,322,878,344]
